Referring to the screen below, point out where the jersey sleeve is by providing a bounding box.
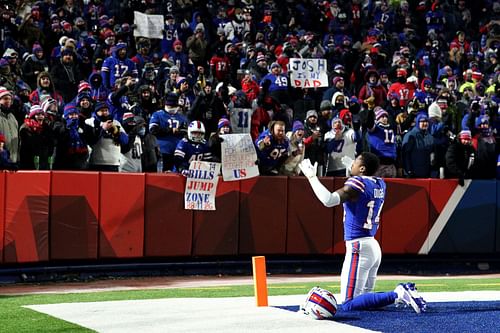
[344,176,366,194]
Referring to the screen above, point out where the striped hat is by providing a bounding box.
[78,81,91,93]
[63,103,79,118]
[217,117,231,129]
[29,104,44,118]
[0,86,11,99]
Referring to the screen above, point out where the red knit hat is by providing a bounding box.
[0,86,12,99]
[0,133,5,143]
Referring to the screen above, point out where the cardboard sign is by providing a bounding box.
[184,161,221,210]
[288,58,328,88]
[133,11,164,39]
[221,134,259,181]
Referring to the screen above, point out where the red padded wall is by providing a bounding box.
[50,172,99,260]
[0,172,5,263]
[99,172,145,258]
[286,177,335,254]
[144,173,193,257]
[192,179,240,256]
[239,176,287,254]
[332,177,347,255]
[4,172,50,263]
[381,179,430,254]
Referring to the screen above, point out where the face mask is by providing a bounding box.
[398,77,406,83]
[137,127,146,136]
[335,102,344,109]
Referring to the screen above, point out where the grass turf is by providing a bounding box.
[0,277,499,332]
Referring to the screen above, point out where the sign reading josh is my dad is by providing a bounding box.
[288,58,328,88]
[221,134,259,181]
[184,161,221,211]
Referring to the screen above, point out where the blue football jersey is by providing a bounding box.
[343,176,386,241]
[174,138,212,171]
[368,125,397,160]
[149,111,188,154]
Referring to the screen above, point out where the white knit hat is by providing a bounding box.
[428,102,442,119]
[0,86,12,99]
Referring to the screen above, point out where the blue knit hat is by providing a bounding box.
[292,120,304,132]
[217,117,231,129]
[63,103,79,118]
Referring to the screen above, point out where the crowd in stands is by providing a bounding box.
[0,0,499,181]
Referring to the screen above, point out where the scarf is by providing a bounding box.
[66,118,88,154]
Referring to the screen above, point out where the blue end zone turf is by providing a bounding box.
[274,301,500,333]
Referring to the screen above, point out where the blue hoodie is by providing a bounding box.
[101,43,138,89]
[402,114,434,177]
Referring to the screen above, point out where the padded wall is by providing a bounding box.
[381,179,430,254]
[0,172,5,263]
[50,172,99,260]
[99,173,145,258]
[192,179,240,256]
[332,177,347,255]
[286,177,335,254]
[239,176,287,254]
[144,174,192,257]
[3,172,50,263]
[431,180,497,253]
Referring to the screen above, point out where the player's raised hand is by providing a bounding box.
[299,159,317,179]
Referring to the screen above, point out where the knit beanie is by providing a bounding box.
[217,117,231,129]
[29,104,44,118]
[292,120,304,132]
[375,108,389,121]
[428,102,442,119]
[0,86,11,99]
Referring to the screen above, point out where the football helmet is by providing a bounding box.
[188,120,206,143]
[300,286,337,320]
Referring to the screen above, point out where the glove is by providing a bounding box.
[341,156,354,170]
[299,159,318,179]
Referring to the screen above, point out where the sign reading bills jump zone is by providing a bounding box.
[184,161,221,211]
[288,58,328,88]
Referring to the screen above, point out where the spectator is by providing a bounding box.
[280,121,305,176]
[0,87,19,163]
[53,103,89,170]
[84,101,128,172]
[445,130,475,184]
[174,120,213,175]
[149,93,188,172]
[303,110,325,176]
[260,62,290,106]
[469,115,497,179]
[186,26,208,69]
[324,116,359,177]
[21,42,48,90]
[255,120,289,176]
[19,105,55,170]
[101,42,137,90]
[50,48,82,103]
[120,112,144,173]
[28,71,63,108]
[366,107,398,178]
[0,132,17,170]
[402,113,434,178]
[208,117,232,163]
[188,81,226,139]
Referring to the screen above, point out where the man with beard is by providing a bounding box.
[50,48,82,103]
[133,85,158,124]
[188,81,226,140]
[101,42,138,90]
[0,87,19,163]
[84,102,128,171]
[255,120,289,175]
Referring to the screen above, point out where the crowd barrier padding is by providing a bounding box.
[431,180,497,254]
[333,177,347,255]
[1,172,500,263]
[0,173,5,263]
[3,172,50,263]
[50,172,99,260]
[286,177,335,255]
[144,173,193,257]
[99,172,145,258]
[239,176,287,254]
[192,179,240,256]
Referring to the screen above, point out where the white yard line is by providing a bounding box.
[24,291,500,333]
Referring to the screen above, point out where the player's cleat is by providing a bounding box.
[394,282,427,314]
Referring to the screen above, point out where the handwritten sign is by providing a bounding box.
[133,11,164,39]
[184,161,221,210]
[221,134,259,181]
[288,58,328,88]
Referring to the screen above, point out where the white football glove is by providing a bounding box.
[299,158,318,179]
[341,156,354,177]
